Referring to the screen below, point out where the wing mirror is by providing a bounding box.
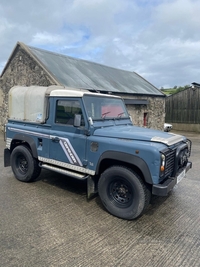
[74,114,81,127]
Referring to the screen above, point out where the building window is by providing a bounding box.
[143,113,148,126]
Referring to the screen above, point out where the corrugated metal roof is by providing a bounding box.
[28,45,164,96]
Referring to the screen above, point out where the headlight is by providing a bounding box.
[160,153,166,175]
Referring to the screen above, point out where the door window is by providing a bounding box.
[55,100,85,126]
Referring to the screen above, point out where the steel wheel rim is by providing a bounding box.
[109,178,133,207]
[17,153,28,174]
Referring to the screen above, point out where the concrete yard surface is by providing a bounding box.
[0,131,199,267]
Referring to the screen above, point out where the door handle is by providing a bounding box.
[51,136,60,142]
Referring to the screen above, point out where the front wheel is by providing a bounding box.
[10,145,41,182]
[98,166,151,220]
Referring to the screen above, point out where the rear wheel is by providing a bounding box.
[98,166,151,220]
[10,145,41,182]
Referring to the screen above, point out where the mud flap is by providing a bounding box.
[4,148,11,167]
[87,175,98,200]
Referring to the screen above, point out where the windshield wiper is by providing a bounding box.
[101,111,111,119]
[117,112,125,118]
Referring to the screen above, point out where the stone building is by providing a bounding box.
[0,42,165,131]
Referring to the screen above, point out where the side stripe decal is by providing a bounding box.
[8,127,83,167]
[8,127,50,139]
[59,138,83,166]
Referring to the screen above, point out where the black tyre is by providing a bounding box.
[98,166,151,220]
[10,145,41,182]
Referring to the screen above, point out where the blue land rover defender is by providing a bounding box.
[4,86,192,219]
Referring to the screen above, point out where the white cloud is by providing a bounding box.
[0,0,200,88]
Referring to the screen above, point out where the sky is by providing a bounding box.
[0,0,200,89]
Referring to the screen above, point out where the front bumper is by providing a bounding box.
[152,162,192,196]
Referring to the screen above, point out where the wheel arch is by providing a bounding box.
[10,134,38,158]
[96,151,153,184]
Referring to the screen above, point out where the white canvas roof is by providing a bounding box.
[8,85,120,123]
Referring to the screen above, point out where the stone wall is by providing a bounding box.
[122,95,165,131]
[0,46,56,130]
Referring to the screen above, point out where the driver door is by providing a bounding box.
[49,98,87,169]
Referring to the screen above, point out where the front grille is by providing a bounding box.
[163,149,176,178]
[162,139,192,179]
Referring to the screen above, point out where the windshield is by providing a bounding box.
[83,95,129,120]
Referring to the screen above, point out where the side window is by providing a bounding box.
[55,100,85,126]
